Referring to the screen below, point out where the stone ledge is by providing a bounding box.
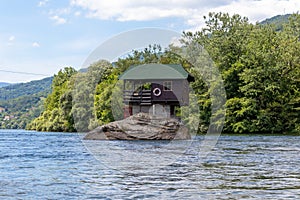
[84,113,190,140]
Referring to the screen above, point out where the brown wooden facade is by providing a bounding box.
[119,64,194,118]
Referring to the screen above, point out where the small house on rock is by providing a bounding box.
[119,64,194,119]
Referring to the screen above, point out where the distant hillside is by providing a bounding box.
[260,14,291,31]
[0,77,53,129]
[0,82,10,88]
[0,77,53,101]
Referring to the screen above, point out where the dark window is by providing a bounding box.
[163,81,172,91]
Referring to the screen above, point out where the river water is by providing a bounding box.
[0,129,299,199]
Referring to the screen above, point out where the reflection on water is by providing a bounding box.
[0,130,299,199]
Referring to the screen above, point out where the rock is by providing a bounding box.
[84,113,190,140]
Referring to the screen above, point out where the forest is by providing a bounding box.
[26,13,300,134]
[0,77,52,129]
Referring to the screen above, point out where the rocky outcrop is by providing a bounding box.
[84,113,190,140]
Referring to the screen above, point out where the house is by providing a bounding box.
[3,116,10,121]
[0,107,5,113]
[3,115,15,121]
[119,63,194,118]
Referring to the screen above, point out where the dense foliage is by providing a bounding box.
[183,12,300,134]
[26,13,299,134]
[0,94,47,129]
[0,77,52,129]
[26,67,77,132]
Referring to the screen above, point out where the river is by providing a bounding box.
[0,129,299,199]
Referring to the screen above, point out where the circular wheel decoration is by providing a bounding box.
[153,88,162,96]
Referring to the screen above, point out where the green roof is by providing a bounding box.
[118,64,189,80]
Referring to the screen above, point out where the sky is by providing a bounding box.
[0,0,299,83]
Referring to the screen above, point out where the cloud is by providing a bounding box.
[49,8,72,16]
[74,11,81,17]
[9,36,15,42]
[38,0,49,7]
[50,15,67,25]
[209,0,300,21]
[7,35,15,46]
[70,0,300,29]
[32,42,40,48]
[70,0,202,21]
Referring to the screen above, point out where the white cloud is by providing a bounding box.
[38,0,49,7]
[74,11,81,16]
[7,35,15,46]
[70,0,300,29]
[8,36,15,42]
[49,8,71,16]
[50,15,67,25]
[70,0,199,21]
[209,0,300,22]
[32,42,40,48]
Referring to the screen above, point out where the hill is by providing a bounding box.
[0,77,53,129]
[0,82,10,88]
[260,14,291,31]
[0,77,53,101]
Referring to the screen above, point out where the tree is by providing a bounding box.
[182,12,300,134]
[72,60,113,132]
[27,15,300,134]
[27,67,77,132]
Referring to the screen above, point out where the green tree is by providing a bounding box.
[182,12,300,134]
[27,67,77,132]
[72,60,113,132]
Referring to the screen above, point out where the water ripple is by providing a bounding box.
[0,130,300,199]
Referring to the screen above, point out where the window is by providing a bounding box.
[163,81,172,91]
